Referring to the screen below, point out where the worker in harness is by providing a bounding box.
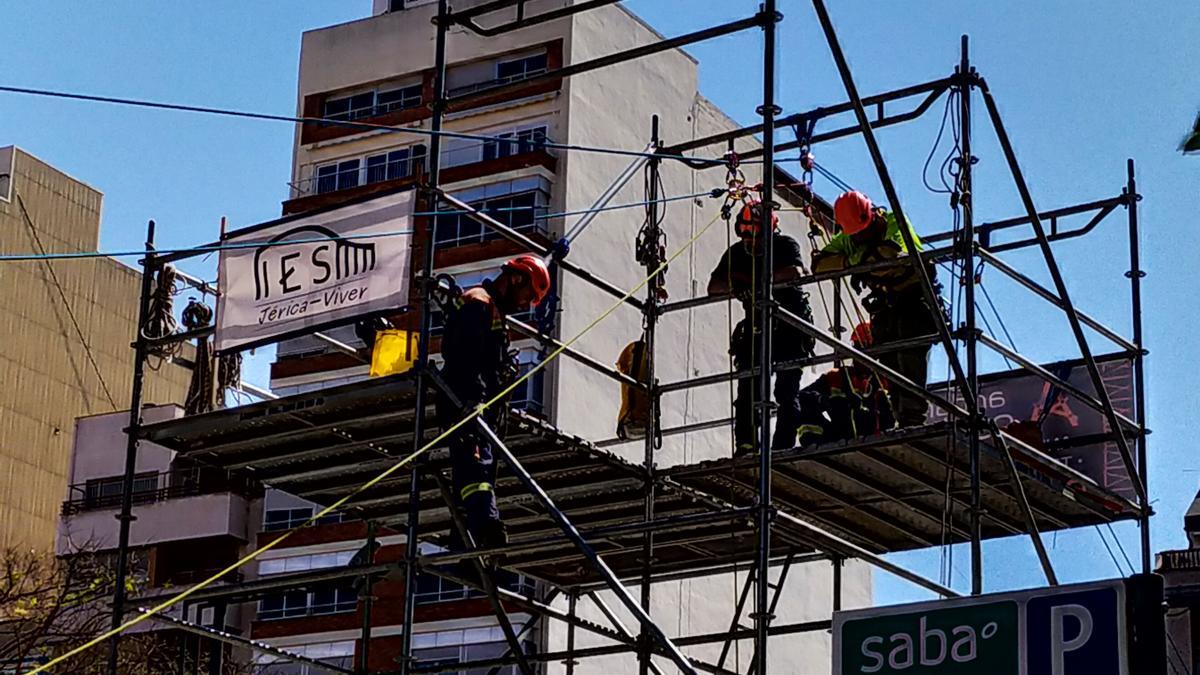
[812,190,942,427]
[708,199,816,454]
[795,322,896,446]
[431,254,551,549]
[435,254,550,549]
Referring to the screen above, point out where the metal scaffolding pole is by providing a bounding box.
[400,2,450,672]
[106,220,156,675]
[357,521,378,675]
[959,36,984,596]
[1127,158,1150,573]
[754,2,780,672]
[638,114,663,675]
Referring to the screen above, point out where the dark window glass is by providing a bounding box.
[315,165,338,194]
[496,54,548,83]
[377,84,423,113]
[366,154,388,184]
[336,159,360,190]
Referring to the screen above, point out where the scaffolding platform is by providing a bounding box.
[140,370,1137,588]
[666,424,1139,556]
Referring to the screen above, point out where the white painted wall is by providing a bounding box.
[64,405,182,485]
[543,5,869,673]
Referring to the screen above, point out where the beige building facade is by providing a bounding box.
[0,146,190,550]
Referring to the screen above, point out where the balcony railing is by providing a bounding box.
[447,68,549,98]
[1158,548,1200,572]
[62,468,257,516]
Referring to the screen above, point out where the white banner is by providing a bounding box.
[215,190,415,352]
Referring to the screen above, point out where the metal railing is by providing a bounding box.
[61,468,257,516]
[447,67,548,98]
[1158,549,1200,572]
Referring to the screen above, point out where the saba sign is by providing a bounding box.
[215,190,415,352]
[834,580,1126,675]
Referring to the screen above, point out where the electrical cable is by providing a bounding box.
[23,206,729,675]
[14,192,119,411]
[0,83,723,167]
[1105,522,1137,576]
[0,191,716,263]
[1095,525,1127,577]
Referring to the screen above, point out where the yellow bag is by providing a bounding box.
[369,329,418,377]
[616,340,650,439]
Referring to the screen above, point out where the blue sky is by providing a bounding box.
[3,1,1198,605]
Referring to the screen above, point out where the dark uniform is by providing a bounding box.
[821,212,941,426]
[709,234,815,450]
[796,365,895,445]
[436,281,515,547]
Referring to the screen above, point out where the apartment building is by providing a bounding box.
[1158,492,1200,674]
[0,146,190,550]
[249,2,872,673]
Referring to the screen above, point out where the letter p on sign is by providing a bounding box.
[1027,588,1123,675]
[1050,605,1093,675]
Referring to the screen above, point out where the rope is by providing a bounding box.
[24,206,729,675]
[143,265,180,367]
[14,192,118,411]
[182,300,216,415]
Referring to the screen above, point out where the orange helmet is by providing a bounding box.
[851,322,873,348]
[735,199,779,239]
[834,190,874,236]
[502,254,552,306]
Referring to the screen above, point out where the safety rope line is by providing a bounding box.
[23,207,728,675]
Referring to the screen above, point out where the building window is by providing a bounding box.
[310,585,358,615]
[313,145,427,195]
[496,53,549,85]
[510,349,547,414]
[258,551,355,576]
[263,507,345,532]
[433,176,551,248]
[414,569,535,605]
[413,641,536,675]
[257,582,357,621]
[364,145,428,184]
[315,159,360,194]
[83,473,158,509]
[323,84,422,123]
[256,641,354,674]
[257,590,312,621]
[377,85,424,113]
[482,126,548,162]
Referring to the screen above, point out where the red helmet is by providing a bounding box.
[735,199,779,238]
[834,190,874,236]
[851,322,873,348]
[502,254,552,306]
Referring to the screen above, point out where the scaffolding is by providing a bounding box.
[90,1,1153,674]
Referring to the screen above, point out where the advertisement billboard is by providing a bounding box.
[926,354,1136,500]
[215,190,415,353]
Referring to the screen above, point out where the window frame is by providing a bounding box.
[495,53,549,85]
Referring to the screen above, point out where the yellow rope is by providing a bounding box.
[25,211,728,675]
